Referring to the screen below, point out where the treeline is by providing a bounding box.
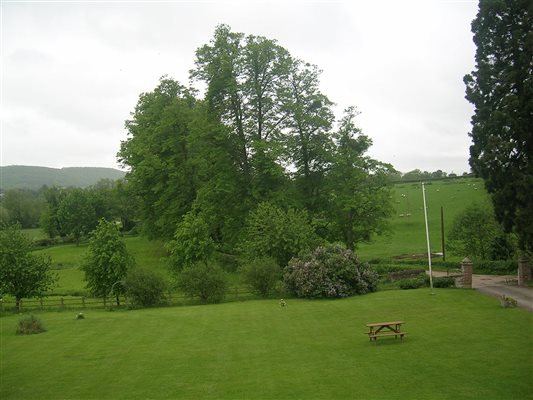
[390,169,473,183]
[0,180,136,243]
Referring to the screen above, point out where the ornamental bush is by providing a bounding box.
[283,243,378,298]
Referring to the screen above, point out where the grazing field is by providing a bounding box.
[33,236,169,296]
[358,178,490,260]
[24,177,491,296]
[1,289,531,399]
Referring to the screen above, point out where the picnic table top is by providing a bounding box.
[366,321,404,327]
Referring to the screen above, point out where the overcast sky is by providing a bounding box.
[1,0,479,174]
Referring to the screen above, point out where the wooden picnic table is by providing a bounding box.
[366,321,406,342]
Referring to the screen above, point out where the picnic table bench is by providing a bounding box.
[366,321,406,343]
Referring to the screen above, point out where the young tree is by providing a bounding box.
[56,188,97,243]
[464,0,533,253]
[167,211,215,271]
[118,78,197,239]
[82,219,134,305]
[326,108,394,250]
[447,204,500,260]
[0,224,56,310]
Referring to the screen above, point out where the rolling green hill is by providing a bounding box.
[0,165,126,190]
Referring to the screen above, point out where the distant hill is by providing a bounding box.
[0,166,126,190]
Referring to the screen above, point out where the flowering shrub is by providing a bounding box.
[283,244,378,298]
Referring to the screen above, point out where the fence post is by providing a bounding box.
[82,297,86,308]
[61,297,65,309]
[518,257,531,286]
[40,298,44,310]
[462,257,473,289]
[103,297,107,308]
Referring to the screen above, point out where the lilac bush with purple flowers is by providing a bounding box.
[283,243,378,298]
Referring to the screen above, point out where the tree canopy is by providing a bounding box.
[464,0,533,253]
[118,24,394,254]
[0,224,56,309]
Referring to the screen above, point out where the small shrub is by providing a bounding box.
[386,269,426,281]
[241,257,281,297]
[398,275,427,290]
[16,315,46,335]
[433,276,456,288]
[76,312,85,319]
[284,243,378,299]
[500,294,518,308]
[178,263,227,304]
[124,268,168,307]
[474,260,516,275]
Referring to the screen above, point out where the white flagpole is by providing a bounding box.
[422,182,434,292]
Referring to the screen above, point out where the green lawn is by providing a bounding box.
[1,289,531,399]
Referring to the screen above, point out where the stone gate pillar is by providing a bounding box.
[518,257,531,286]
[462,257,473,289]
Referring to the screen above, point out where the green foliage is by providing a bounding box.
[124,268,168,307]
[239,202,320,266]
[82,219,134,303]
[57,189,98,243]
[16,315,46,335]
[473,260,517,275]
[283,243,378,298]
[489,232,516,261]
[398,275,427,290]
[0,224,56,309]
[120,26,393,259]
[398,275,455,289]
[118,78,197,239]
[447,204,500,260]
[177,263,227,304]
[464,0,533,253]
[241,257,281,297]
[326,107,394,250]
[1,189,44,228]
[433,276,456,288]
[167,212,215,271]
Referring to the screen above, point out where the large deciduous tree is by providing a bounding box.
[119,25,393,255]
[326,108,394,250]
[464,0,533,253]
[0,224,56,310]
[118,78,197,239]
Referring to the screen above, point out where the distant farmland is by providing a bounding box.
[357,177,490,260]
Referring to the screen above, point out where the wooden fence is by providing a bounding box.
[0,286,263,312]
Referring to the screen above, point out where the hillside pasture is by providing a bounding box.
[1,289,531,399]
[358,178,491,260]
